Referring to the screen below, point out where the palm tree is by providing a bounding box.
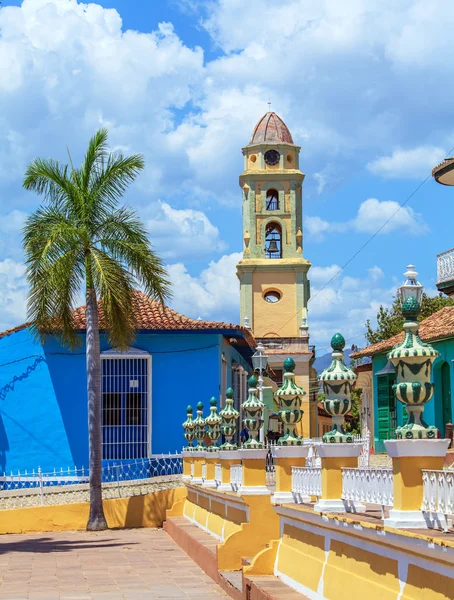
[22,129,171,530]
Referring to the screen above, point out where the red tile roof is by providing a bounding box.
[350,306,454,359]
[0,290,256,347]
[432,157,454,177]
[250,112,294,145]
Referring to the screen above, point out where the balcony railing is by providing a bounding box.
[422,470,454,531]
[342,467,393,518]
[292,467,321,502]
[437,248,454,284]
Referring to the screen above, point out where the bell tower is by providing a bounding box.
[236,112,315,436]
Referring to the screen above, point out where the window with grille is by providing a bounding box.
[101,351,151,460]
[266,189,279,210]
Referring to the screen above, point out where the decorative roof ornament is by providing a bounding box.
[205,397,222,450]
[244,230,251,254]
[274,357,305,445]
[193,402,206,450]
[183,405,196,451]
[318,333,357,443]
[219,387,240,451]
[388,267,439,439]
[296,228,303,253]
[241,375,265,449]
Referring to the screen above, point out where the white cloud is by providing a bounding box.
[353,198,427,235]
[0,210,28,261]
[0,0,205,205]
[309,264,342,285]
[367,146,447,179]
[306,198,427,242]
[167,252,241,322]
[147,201,226,260]
[305,216,331,242]
[308,264,395,351]
[0,258,27,330]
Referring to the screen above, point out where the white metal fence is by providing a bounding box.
[292,467,322,503]
[342,467,393,518]
[0,455,182,511]
[230,464,243,492]
[422,470,454,531]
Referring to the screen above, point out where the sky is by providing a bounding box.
[0,0,453,354]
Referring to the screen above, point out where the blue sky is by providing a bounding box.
[0,0,453,353]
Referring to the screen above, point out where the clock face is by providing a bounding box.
[264,149,280,166]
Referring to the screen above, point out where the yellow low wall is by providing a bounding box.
[0,487,186,534]
[180,484,280,571]
[272,504,454,600]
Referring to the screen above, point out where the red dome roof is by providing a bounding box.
[250,112,294,145]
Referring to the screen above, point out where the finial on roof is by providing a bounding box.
[267,99,272,111]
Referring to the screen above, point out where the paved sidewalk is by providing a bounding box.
[0,528,229,599]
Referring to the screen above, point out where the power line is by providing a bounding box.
[0,344,221,371]
[276,145,454,336]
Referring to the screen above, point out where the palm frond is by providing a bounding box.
[88,248,136,349]
[88,153,145,219]
[23,158,73,208]
[95,207,171,304]
[23,207,85,345]
[80,128,109,192]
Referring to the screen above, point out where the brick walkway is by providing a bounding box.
[0,528,229,599]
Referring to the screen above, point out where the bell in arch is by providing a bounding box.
[267,239,279,254]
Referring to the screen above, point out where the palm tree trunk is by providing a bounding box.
[86,285,108,531]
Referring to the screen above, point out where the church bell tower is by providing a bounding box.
[236,112,315,436]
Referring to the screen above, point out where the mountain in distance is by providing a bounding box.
[313,348,370,375]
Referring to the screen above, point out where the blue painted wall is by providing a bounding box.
[372,340,454,451]
[0,327,250,473]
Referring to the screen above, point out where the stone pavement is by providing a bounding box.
[0,528,230,600]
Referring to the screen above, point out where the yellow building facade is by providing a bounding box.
[236,112,316,437]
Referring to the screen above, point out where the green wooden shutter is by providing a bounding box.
[377,374,397,446]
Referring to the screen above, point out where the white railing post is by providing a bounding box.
[292,466,321,503]
[422,469,454,531]
[38,467,44,506]
[341,467,393,517]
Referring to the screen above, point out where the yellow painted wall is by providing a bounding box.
[273,507,454,600]
[402,564,454,600]
[252,270,297,338]
[277,524,326,591]
[0,487,186,535]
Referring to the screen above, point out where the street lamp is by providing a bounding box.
[252,342,269,443]
[399,264,424,304]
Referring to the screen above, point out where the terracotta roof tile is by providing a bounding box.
[432,157,454,177]
[351,306,454,359]
[0,291,256,347]
[250,112,294,145]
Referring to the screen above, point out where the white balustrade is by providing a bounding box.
[422,470,454,531]
[306,445,321,468]
[292,467,321,502]
[342,467,393,518]
[215,464,222,487]
[230,464,243,492]
[437,248,454,284]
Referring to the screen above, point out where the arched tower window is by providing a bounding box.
[266,189,279,211]
[265,222,282,258]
